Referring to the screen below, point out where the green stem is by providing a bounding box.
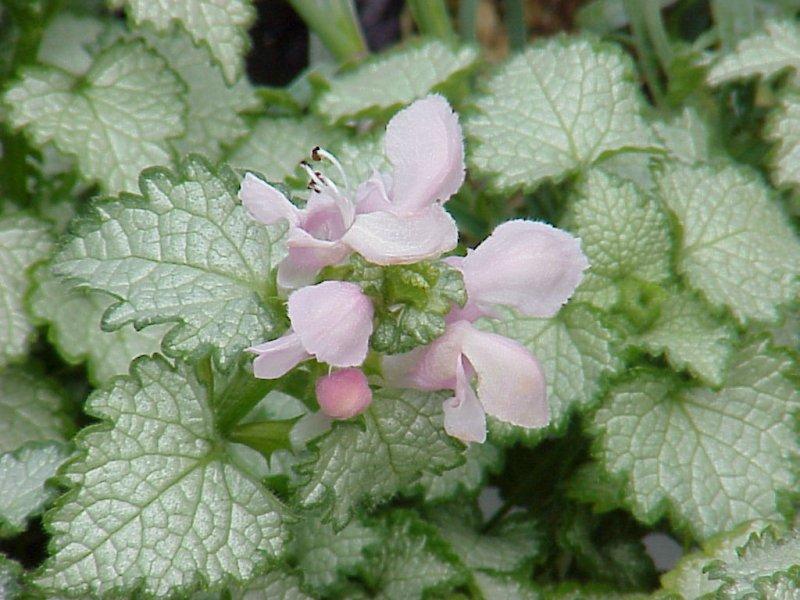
[214,371,278,435]
[407,0,455,41]
[622,0,665,105]
[287,0,368,64]
[504,0,526,51]
[641,0,673,71]
[711,0,755,51]
[458,0,479,43]
[228,418,300,457]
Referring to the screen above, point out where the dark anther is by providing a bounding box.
[311,146,322,161]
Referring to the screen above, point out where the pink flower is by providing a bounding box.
[384,220,588,443]
[239,173,354,289]
[404,320,547,444]
[249,281,374,378]
[342,94,463,265]
[446,220,589,322]
[316,368,373,419]
[239,94,463,288]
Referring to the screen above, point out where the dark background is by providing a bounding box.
[246,0,587,85]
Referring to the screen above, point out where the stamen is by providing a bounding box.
[301,154,354,224]
[312,146,349,191]
[317,172,342,197]
[300,161,326,190]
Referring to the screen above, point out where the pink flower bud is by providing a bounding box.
[316,368,373,420]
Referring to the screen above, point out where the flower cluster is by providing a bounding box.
[239,95,588,443]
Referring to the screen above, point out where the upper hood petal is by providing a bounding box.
[384,94,465,214]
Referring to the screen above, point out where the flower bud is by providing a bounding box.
[315,368,372,419]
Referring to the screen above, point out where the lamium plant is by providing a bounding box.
[0,1,799,599]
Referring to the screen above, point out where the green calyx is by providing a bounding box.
[322,255,467,355]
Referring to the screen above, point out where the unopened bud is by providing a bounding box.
[315,368,372,419]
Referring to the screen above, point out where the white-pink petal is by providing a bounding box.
[460,220,588,318]
[380,346,429,389]
[287,281,374,367]
[277,229,351,289]
[249,332,310,379]
[459,324,548,428]
[239,173,301,226]
[405,320,548,438]
[354,171,393,214]
[408,322,466,390]
[443,356,487,443]
[305,187,355,232]
[384,94,465,214]
[342,204,458,265]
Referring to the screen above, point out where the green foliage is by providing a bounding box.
[766,91,800,189]
[294,388,463,527]
[0,214,53,367]
[0,368,72,453]
[465,36,653,192]
[566,168,674,311]
[707,19,800,85]
[0,555,22,600]
[228,116,338,185]
[659,520,777,599]
[139,26,259,161]
[34,356,290,598]
[52,156,287,366]
[231,569,314,599]
[473,572,541,600]
[315,40,478,123]
[630,291,736,386]
[706,527,800,599]
[0,442,71,537]
[361,510,466,600]
[3,2,800,598]
[592,339,800,541]
[409,441,502,503]
[35,12,109,76]
[325,255,467,354]
[427,503,542,573]
[652,108,714,165]
[5,41,186,194]
[289,514,380,595]
[110,0,255,83]
[655,162,800,324]
[556,508,658,591]
[29,264,168,386]
[372,261,466,354]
